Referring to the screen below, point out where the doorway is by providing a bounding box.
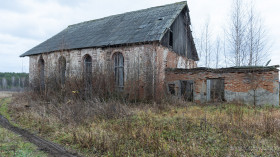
[180,80,194,102]
[207,79,225,102]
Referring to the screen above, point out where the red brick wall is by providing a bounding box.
[153,45,197,100]
[165,68,279,105]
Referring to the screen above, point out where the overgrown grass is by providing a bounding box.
[0,98,47,157]
[6,94,280,156]
[0,98,12,121]
[0,127,48,157]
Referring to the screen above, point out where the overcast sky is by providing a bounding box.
[0,0,279,72]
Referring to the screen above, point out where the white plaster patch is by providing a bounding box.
[177,57,186,69]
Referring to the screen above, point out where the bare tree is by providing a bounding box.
[215,36,221,68]
[246,1,270,66]
[197,19,212,68]
[227,0,247,66]
[205,20,212,67]
[227,0,271,66]
[223,29,228,67]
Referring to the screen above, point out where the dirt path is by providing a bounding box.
[0,91,14,99]
[0,96,82,157]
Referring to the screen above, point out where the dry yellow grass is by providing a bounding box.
[6,93,280,156]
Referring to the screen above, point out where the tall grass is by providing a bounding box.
[8,93,280,156]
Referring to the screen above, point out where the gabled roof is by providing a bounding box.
[20,1,189,57]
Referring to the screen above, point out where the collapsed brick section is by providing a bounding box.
[165,66,279,105]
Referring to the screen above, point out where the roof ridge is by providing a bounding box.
[20,1,190,57]
[68,1,187,28]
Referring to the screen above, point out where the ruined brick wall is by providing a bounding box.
[153,45,197,99]
[29,43,197,100]
[165,68,279,106]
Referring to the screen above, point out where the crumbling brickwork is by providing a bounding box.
[29,43,197,100]
[165,67,279,106]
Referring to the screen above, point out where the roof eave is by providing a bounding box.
[20,40,161,57]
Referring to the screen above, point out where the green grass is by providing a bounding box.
[0,98,47,157]
[0,127,47,157]
[0,98,12,121]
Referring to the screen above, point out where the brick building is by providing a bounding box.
[20,2,199,99]
[166,66,279,105]
[20,1,279,105]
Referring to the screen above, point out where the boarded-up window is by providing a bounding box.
[113,52,124,90]
[84,55,92,91]
[207,79,225,102]
[168,84,176,95]
[38,58,45,90]
[58,56,66,85]
[180,80,194,102]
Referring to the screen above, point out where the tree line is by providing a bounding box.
[0,73,29,91]
[196,0,271,68]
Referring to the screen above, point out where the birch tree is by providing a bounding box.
[227,0,247,66]
[246,1,270,66]
[215,37,221,68]
[227,0,271,66]
[197,19,212,68]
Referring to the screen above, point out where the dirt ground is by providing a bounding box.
[0,91,14,99]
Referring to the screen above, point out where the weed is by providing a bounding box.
[6,94,280,156]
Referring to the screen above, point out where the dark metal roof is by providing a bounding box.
[20,1,189,57]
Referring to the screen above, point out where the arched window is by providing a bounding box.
[58,56,66,85]
[83,55,92,89]
[38,58,45,90]
[113,52,124,90]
